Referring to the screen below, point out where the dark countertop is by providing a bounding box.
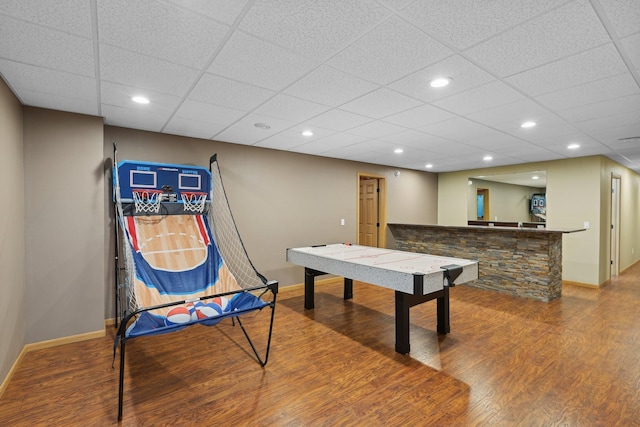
[388,223,586,234]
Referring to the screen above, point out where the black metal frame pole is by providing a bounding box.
[117,338,126,421]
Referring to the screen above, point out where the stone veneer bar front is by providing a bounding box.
[388,223,585,302]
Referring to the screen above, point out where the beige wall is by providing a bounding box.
[23,108,105,343]
[103,126,438,319]
[439,156,640,286]
[0,79,25,388]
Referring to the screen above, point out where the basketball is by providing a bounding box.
[196,302,222,319]
[186,302,202,321]
[211,296,229,312]
[165,306,192,326]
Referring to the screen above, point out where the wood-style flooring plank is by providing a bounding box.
[1,262,640,426]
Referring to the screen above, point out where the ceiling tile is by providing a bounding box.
[327,15,453,85]
[576,111,640,134]
[18,89,99,116]
[102,103,172,132]
[212,112,296,145]
[586,122,640,145]
[464,0,611,77]
[99,45,200,96]
[0,15,94,76]
[506,43,629,96]
[620,33,640,71]
[189,73,276,111]
[172,99,246,124]
[536,72,640,110]
[390,55,496,103]
[598,0,640,38]
[532,131,602,148]
[283,65,379,107]
[295,133,367,154]
[379,129,439,148]
[255,125,336,151]
[402,0,566,50]
[163,116,227,140]
[208,31,318,91]
[558,94,640,123]
[163,0,250,26]
[305,109,373,132]
[0,59,97,103]
[252,94,330,122]
[467,99,565,130]
[238,0,390,59]
[100,81,182,111]
[0,0,93,37]
[97,0,230,69]
[420,117,508,141]
[384,104,457,128]
[324,139,399,158]
[433,81,525,115]
[340,88,422,119]
[497,146,562,163]
[512,123,580,143]
[346,120,406,138]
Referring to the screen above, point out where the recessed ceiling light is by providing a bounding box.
[532,176,539,180]
[132,96,149,104]
[425,164,433,169]
[483,155,493,161]
[521,121,536,128]
[430,77,451,88]
[394,148,404,154]
[301,130,314,136]
[254,122,271,130]
[568,143,580,149]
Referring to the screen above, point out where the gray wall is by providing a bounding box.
[0,79,25,388]
[23,108,105,343]
[104,126,438,320]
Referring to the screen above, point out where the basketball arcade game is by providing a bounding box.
[112,148,278,421]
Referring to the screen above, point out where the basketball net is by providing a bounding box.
[181,192,207,213]
[132,189,162,214]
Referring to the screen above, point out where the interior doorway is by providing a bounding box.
[357,173,386,248]
[476,188,490,220]
[611,175,621,277]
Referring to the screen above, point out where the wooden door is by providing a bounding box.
[359,178,379,247]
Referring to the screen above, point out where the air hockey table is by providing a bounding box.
[286,243,479,354]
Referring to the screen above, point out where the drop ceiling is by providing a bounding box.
[1,0,639,173]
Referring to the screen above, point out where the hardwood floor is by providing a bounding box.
[2,263,639,426]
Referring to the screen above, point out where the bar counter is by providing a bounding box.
[388,223,585,302]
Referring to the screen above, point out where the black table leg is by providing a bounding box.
[437,286,450,334]
[304,268,315,309]
[394,287,449,354]
[344,278,353,300]
[395,291,411,354]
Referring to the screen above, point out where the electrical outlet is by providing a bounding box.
[583,221,590,229]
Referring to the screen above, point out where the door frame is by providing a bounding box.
[610,174,621,277]
[357,172,387,248]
